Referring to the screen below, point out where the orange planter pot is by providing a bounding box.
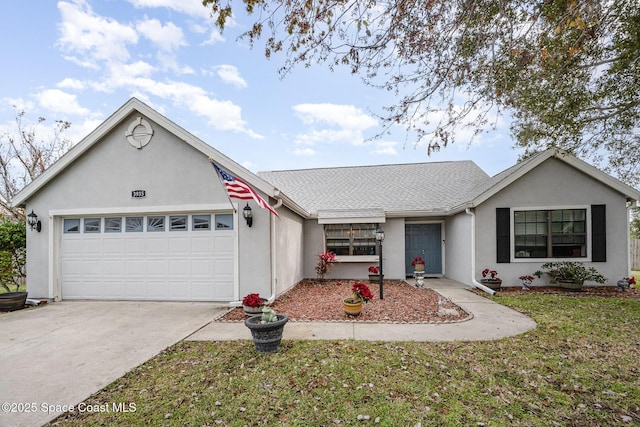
[343,299,363,316]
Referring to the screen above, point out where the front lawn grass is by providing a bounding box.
[49,295,639,426]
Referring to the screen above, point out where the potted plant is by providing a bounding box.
[244,306,288,353]
[616,276,636,292]
[534,261,607,290]
[242,293,268,317]
[343,281,374,316]
[518,275,535,290]
[368,265,383,281]
[411,256,426,272]
[481,268,502,290]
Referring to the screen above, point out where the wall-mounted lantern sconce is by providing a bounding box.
[375,228,385,299]
[243,203,253,227]
[27,210,42,232]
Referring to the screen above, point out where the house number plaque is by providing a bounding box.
[131,190,146,199]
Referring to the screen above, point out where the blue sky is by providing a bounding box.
[1,0,522,177]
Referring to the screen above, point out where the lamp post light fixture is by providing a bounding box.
[375,228,385,299]
[242,203,253,227]
[27,210,42,232]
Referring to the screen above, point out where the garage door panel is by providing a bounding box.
[103,259,125,275]
[103,238,124,255]
[81,259,103,276]
[124,259,146,275]
[81,238,103,255]
[191,259,213,275]
[61,213,236,301]
[168,237,189,254]
[146,259,168,275]
[124,238,146,255]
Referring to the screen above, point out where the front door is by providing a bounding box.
[405,223,442,276]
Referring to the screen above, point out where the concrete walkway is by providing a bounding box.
[188,279,537,342]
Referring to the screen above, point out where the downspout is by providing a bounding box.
[465,208,496,296]
[267,206,278,304]
[627,201,636,277]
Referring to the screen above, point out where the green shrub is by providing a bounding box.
[0,219,26,293]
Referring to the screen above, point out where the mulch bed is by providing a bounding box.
[216,279,471,323]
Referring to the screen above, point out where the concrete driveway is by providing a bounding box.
[0,301,227,427]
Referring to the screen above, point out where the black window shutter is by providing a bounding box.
[496,208,511,263]
[591,205,606,262]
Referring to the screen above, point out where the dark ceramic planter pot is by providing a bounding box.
[481,279,502,291]
[557,280,583,291]
[245,314,288,353]
[0,292,28,312]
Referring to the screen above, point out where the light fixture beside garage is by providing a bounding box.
[125,117,154,149]
[243,203,253,227]
[27,210,41,232]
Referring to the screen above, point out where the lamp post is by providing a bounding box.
[375,228,385,299]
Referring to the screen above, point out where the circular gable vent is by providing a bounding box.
[126,117,154,149]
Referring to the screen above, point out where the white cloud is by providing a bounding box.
[202,30,225,46]
[136,18,187,51]
[215,65,247,88]
[293,103,378,130]
[37,89,90,116]
[292,103,378,146]
[127,0,211,18]
[57,1,138,67]
[293,148,316,156]
[57,78,86,90]
[123,77,262,138]
[371,140,398,155]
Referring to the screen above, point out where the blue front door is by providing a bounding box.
[405,223,443,276]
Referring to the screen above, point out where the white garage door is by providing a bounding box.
[60,213,235,301]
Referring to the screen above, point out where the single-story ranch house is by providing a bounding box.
[12,98,640,302]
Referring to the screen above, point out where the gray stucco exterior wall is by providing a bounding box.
[474,157,630,286]
[444,213,473,286]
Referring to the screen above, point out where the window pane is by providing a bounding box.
[104,217,122,233]
[147,216,165,232]
[193,215,211,230]
[170,215,187,231]
[63,219,80,233]
[126,217,143,232]
[215,214,234,230]
[84,218,101,233]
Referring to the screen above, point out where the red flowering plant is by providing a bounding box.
[368,266,380,274]
[518,275,535,290]
[624,277,636,286]
[346,281,374,304]
[411,256,425,267]
[482,269,502,282]
[315,250,336,279]
[242,293,264,308]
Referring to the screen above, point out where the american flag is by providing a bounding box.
[212,162,280,217]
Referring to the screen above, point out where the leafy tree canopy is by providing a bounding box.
[203,0,640,185]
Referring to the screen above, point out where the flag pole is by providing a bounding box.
[209,157,237,214]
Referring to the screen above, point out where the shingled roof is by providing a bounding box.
[258,161,490,217]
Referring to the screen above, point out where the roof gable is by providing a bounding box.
[12,98,293,211]
[469,149,640,206]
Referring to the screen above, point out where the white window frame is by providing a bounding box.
[510,205,592,263]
